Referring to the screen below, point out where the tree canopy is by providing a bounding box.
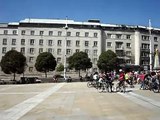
[68,51,92,76]
[0,50,26,80]
[97,50,117,72]
[35,52,57,77]
[56,63,64,72]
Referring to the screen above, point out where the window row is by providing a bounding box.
[21,30,98,37]
[107,34,131,40]
[3,30,17,35]
[28,57,98,65]
[107,42,131,49]
[2,38,98,47]
[141,35,158,42]
[2,47,98,56]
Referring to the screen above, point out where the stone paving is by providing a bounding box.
[0,82,160,120]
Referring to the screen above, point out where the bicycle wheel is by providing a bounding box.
[97,83,104,93]
[116,86,120,92]
[122,85,126,93]
[87,81,92,88]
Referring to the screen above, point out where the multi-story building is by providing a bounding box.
[0,18,160,74]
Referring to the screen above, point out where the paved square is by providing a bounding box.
[0,82,160,120]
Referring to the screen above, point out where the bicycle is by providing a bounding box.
[97,80,109,93]
[116,80,126,93]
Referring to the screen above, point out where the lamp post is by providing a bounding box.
[149,19,152,71]
[64,17,68,81]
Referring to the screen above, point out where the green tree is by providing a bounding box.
[0,50,26,80]
[35,52,57,78]
[56,63,64,72]
[68,51,92,77]
[97,50,117,72]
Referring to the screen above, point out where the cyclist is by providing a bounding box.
[118,69,125,87]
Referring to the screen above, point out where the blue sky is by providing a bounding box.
[0,0,160,27]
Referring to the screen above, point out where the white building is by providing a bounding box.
[0,18,160,74]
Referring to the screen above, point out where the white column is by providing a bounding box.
[134,31,140,65]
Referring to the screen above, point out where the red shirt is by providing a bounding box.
[119,72,125,81]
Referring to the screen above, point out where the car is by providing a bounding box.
[35,77,42,83]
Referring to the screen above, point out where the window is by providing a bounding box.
[67,40,71,46]
[29,48,34,54]
[154,37,158,42]
[85,41,89,47]
[93,58,97,64]
[67,32,71,36]
[93,41,98,47]
[142,52,149,57]
[126,51,131,56]
[142,43,149,49]
[126,43,131,48]
[49,31,53,36]
[85,49,89,54]
[3,38,7,45]
[31,31,35,35]
[48,40,53,46]
[94,33,98,37]
[40,31,44,35]
[21,39,25,45]
[126,35,131,39]
[57,57,61,63]
[12,39,16,45]
[39,39,43,45]
[48,48,52,53]
[76,49,80,52]
[85,32,89,37]
[66,49,71,55]
[107,34,111,39]
[21,30,25,35]
[11,47,16,50]
[116,34,122,39]
[107,42,112,47]
[116,42,123,49]
[76,40,80,47]
[2,47,7,53]
[142,35,149,41]
[4,30,8,35]
[29,67,33,72]
[76,32,80,36]
[39,48,43,53]
[57,49,62,55]
[93,50,97,56]
[29,57,34,63]
[58,31,62,36]
[30,39,35,45]
[13,30,17,35]
[21,47,25,54]
[126,60,131,64]
[154,44,158,50]
[57,40,62,46]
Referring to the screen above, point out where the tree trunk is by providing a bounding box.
[45,71,47,78]
[79,70,81,77]
[13,73,16,81]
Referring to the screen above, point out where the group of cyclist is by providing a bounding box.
[88,69,160,93]
[92,71,114,92]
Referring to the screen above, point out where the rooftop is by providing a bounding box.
[1,18,160,31]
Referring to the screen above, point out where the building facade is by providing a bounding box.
[0,18,160,74]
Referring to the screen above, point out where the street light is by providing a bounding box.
[64,17,68,81]
[149,19,152,71]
